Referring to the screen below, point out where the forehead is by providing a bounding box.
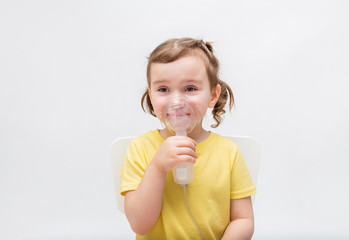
[150,55,208,84]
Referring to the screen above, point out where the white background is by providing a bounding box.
[1,1,349,239]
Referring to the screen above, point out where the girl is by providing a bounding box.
[120,38,256,240]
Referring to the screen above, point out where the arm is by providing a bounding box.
[124,163,166,235]
[124,136,197,235]
[221,197,255,240]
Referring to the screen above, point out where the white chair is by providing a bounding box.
[110,136,261,214]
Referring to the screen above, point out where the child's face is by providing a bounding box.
[148,55,220,131]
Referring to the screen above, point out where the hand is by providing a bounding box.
[151,136,198,173]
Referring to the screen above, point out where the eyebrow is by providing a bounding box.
[183,79,202,84]
[152,79,169,85]
[152,79,202,85]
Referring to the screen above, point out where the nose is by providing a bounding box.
[167,96,187,110]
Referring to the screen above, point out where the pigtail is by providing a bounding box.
[141,89,156,117]
[211,80,234,128]
[200,40,234,128]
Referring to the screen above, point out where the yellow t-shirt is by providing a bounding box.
[120,130,257,240]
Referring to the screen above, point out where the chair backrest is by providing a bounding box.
[110,135,261,214]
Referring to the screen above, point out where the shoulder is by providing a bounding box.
[129,129,164,150]
[131,129,162,143]
[208,133,243,162]
[210,132,240,150]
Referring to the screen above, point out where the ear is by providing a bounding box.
[208,84,221,108]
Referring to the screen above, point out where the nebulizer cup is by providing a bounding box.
[165,96,200,185]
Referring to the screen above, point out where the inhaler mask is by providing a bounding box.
[165,96,200,185]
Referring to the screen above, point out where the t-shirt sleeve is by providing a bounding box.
[230,146,257,199]
[120,139,147,196]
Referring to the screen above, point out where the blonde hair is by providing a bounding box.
[141,38,234,128]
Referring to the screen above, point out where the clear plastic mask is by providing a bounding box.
[165,96,200,136]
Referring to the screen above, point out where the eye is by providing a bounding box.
[158,87,169,92]
[185,86,198,92]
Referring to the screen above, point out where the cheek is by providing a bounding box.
[151,99,167,122]
[187,100,209,120]
[190,94,212,112]
[195,103,209,117]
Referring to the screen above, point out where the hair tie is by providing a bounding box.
[204,42,213,52]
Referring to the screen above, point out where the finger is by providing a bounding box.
[175,139,197,150]
[177,155,196,164]
[183,136,197,146]
[189,137,197,145]
[173,136,197,145]
[177,147,198,159]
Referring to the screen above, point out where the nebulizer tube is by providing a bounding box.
[166,96,207,240]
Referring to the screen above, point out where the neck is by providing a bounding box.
[188,126,209,143]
